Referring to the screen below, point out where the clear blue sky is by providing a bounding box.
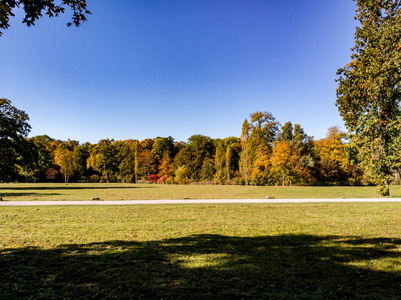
[0,0,357,144]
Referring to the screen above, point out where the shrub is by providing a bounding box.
[165,176,175,185]
[148,175,160,183]
[87,174,100,183]
[377,185,389,197]
[99,176,108,183]
[45,168,60,181]
[235,177,246,185]
[175,166,190,185]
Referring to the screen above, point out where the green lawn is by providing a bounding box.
[1,203,401,298]
[1,182,401,201]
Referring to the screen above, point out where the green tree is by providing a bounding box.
[152,136,175,161]
[114,139,138,182]
[87,139,118,183]
[214,142,225,183]
[186,135,215,181]
[0,98,31,182]
[200,158,215,181]
[0,0,91,36]
[72,142,93,181]
[277,121,294,142]
[28,135,55,181]
[249,111,280,150]
[336,0,401,195]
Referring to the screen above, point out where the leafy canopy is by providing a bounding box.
[336,0,401,188]
[0,98,31,181]
[0,0,91,36]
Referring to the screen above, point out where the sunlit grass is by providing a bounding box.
[1,203,401,298]
[1,182,401,201]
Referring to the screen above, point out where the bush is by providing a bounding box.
[148,175,160,183]
[99,176,108,183]
[160,175,168,183]
[377,185,390,197]
[165,176,176,185]
[87,175,100,183]
[235,177,246,185]
[175,166,190,185]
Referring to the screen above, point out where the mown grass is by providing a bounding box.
[1,182,401,201]
[1,203,401,298]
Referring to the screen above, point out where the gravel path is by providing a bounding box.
[1,198,401,206]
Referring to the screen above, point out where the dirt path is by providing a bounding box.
[1,198,401,206]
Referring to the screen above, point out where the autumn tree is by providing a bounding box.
[315,127,349,184]
[54,144,74,184]
[158,153,175,178]
[244,111,280,185]
[214,142,225,183]
[138,139,157,177]
[249,111,280,149]
[214,137,241,184]
[277,122,316,185]
[270,140,294,186]
[0,0,91,36]
[240,119,251,185]
[336,0,401,195]
[0,98,31,182]
[276,122,294,142]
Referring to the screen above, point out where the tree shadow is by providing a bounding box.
[1,234,400,299]
[0,192,61,198]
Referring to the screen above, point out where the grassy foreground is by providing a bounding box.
[2,182,401,201]
[1,203,401,298]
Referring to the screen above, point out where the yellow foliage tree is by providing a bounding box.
[315,126,349,173]
[270,140,299,186]
[54,146,74,184]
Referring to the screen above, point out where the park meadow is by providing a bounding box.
[3,0,401,298]
[1,183,401,298]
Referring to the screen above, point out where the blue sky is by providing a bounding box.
[0,1,357,144]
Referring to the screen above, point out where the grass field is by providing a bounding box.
[1,182,401,201]
[1,203,401,298]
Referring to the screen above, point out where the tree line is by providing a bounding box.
[3,0,401,195]
[1,99,369,186]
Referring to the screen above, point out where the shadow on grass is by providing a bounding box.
[0,192,61,198]
[1,234,400,299]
